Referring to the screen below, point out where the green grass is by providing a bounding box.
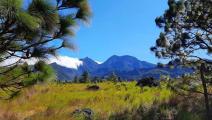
[0,82,172,120]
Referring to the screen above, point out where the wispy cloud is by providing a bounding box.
[48,56,83,69]
[0,56,102,69]
[0,57,39,67]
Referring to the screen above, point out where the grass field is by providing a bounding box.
[0,82,172,120]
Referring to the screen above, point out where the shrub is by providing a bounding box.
[86,85,100,91]
[136,77,159,87]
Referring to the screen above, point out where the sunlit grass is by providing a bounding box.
[0,82,172,120]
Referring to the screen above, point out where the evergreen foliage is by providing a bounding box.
[80,71,90,83]
[0,61,55,99]
[108,72,119,83]
[0,0,91,98]
[73,76,79,83]
[151,0,212,119]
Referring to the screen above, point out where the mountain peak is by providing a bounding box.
[107,55,139,62]
[110,55,119,58]
[100,55,156,72]
[81,57,93,61]
[110,55,138,59]
[50,55,192,81]
[80,57,98,64]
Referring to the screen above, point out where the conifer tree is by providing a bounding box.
[80,71,90,83]
[73,76,79,83]
[0,0,91,98]
[151,0,212,119]
[109,72,118,83]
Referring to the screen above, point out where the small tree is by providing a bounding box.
[118,77,122,82]
[73,76,79,83]
[151,0,212,119]
[108,72,118,83]
[80,71,90,83]
[92,76,100,83]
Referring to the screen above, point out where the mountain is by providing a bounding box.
[99,55,155,71]
[92,55,156,77]
[51,63,77,81]
[119,66,194,80]
[50,55,194,81]
[79,57,99,72]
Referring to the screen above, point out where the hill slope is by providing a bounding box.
[50,55,193,81]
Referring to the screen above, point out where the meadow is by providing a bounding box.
[0,82,172,120]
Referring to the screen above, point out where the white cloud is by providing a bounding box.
[0,56,102,69]
[48,56,83,69]
[0,57,39,67]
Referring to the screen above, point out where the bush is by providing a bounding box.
[72,108,94,120]
[86,85,100,91]
[136,77,160,87]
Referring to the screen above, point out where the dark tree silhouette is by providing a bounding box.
[151,0,212,119]
[73,76,79,83]
[80,71,90,83]
[136,77,159,87]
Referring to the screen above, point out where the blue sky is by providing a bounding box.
[24,0,169,63]
[58,0,169,63]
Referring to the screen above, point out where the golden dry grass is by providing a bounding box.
[0,82,172,120]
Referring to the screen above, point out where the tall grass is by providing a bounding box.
[0,82,172,120]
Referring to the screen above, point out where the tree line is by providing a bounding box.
[59,71,122,84]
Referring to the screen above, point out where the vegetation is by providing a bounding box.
[108,72,119,83]
[0,61,55,99]
[0,0,211,120]
[136,77,159,87]
[80,71,90,83]
[0,79,211,120]
[0,0,91,96]
[0,82,172,120]
[151,0,212,119]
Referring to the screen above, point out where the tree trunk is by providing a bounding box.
[200,63,210,120]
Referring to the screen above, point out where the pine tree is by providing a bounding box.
[109,72,118,83]
[0,0,91,98]
[151,0,212,119]
[73,76,79,83]
[80,71,90,83]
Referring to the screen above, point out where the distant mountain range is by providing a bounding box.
[50,55,194,81]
